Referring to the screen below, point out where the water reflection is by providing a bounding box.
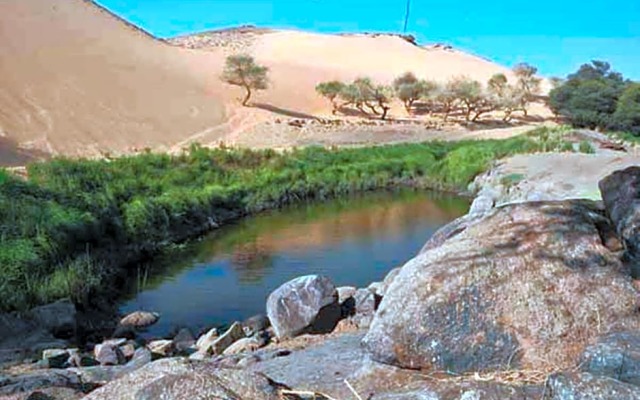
[120,189,468,337]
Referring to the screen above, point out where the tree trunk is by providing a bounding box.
[365,102,379,115]
[331,100,338,115]
[465,107,472,121]
[381,106,390,120]
[241,86,252,106]
[404,100,414,115]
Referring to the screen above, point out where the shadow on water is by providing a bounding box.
[120,189,469,337]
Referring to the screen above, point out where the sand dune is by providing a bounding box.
[0,0,226,159]
[0,0,548,164]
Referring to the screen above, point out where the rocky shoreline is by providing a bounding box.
[3,160,640,399]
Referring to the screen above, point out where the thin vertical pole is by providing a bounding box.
[403,0,411,33]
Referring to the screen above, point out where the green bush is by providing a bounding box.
[578,140,596,154]
[548,61,630,131]
[613,83,640,135]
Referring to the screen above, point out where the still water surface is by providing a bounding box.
[120,189,468,337]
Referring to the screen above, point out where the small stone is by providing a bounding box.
[118,311,159,329]
[102,338,127,347]
[242,314,270,337]
[148,340,174,357]
[94,343,125,366]
[195,327,218,350]
[173,328,195,352]
[223,337,262,355]
[41,349,69,369]
[337,286,357,304]
[237,354,260,368]
[202,322,245,355]
[119,342,136,359]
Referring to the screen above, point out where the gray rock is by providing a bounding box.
[544,372,640,399]
[195,327,218,350]
[580,331,640,385]
[27,299,76,339]
[118,311,159,329]
[119,342,136,360]
[223,337,263,355]
[364,201,640,372]
[147,339,174,357]
[378,267,402,297]
[266,275,340,339]
[41,349,70,369]
[367,282,383,296]
[201,322,245,355]
[336,286,357,304]
[599,166,640,276]
[172,328,195,352]
[82,358,283,400]
[0,369,82,396]
[94,343,125,366]
[241,314,270,337]
[68,347,152,385]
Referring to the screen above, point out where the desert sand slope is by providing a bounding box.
[0,0,226,159]
[0,0,545,163]
[172,30,541,116]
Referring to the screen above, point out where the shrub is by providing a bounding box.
[612,83,640,134]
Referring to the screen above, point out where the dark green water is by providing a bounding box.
[119,189,468,337]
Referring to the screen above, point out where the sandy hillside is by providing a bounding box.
[1,0,549,165]
[0,0,227,159]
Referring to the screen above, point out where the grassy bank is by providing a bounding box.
[0,129,577,311]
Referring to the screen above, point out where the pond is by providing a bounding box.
[119,189,469,337]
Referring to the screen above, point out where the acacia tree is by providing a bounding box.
[433,81,459,121]
[221,55,269,106]
[450,76,497,122]
[393,72,422,113]
[487,73,524,122]
[372,85,394,120]
[316,81,346,114]
[513,63,541,116]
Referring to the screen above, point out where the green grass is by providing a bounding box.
[0,131,576,311]
[578,140,596,154]
[609,130,640,145]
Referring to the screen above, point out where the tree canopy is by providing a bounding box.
[549,60,632,131]
[221,55,269,106]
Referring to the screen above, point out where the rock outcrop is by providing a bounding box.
[544,372,640,399]
[363,200,640,372]
[82,358,284,400]
[580,331,640,386]
[599,166,640,276]
[266,275,340,339]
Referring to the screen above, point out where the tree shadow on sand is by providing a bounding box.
[251,103,319,120]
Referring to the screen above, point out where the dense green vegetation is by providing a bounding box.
[549,61,640,134]
[0,131,579,311]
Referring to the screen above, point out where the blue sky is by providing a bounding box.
[97,0,639,80]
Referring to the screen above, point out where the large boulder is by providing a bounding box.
[599,166,640,276]
[82,358,284,400]
[543,372,640,399]
[266,275,340,339]
[27,299,76,339]
[363,200,640,372]
[580,331,640,386]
